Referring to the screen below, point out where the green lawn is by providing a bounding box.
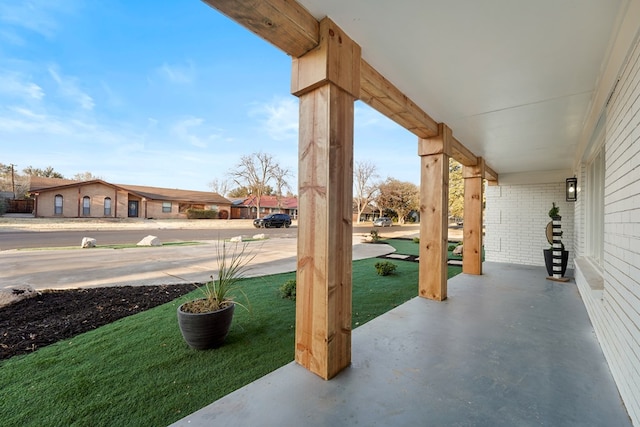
[0,239,461,426]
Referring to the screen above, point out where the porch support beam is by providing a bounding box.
[360,60,439,138]
[451,136,478,167]
[292,18,360,380]
[417,123,451,301]
[201,0,319,58]
[462,158,485,275]
[484,163,499,185]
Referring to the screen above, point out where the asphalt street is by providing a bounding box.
[0,218,421,291]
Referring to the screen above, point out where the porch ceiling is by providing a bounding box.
[296,0,625,174]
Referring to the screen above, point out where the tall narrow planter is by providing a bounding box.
[543,249,568,277]
[177,301,235,349]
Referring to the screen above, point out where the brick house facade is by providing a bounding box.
[230,195,298,219]
[29,177,231,219]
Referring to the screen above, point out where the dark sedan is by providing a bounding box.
[253,213,292,228]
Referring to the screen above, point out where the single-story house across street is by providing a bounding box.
[29,177,231,219]
[231,195,298,219]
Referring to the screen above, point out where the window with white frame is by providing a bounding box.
[83,196,91,216]
[162,201,172,213]
[104,197,112,216]
[54,195,63,215]
[586,146,605,268]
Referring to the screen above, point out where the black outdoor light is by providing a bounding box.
[566,177,577,202]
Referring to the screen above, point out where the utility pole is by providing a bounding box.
[10,163,16,199]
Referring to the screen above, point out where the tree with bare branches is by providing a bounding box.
[208,178,231,197]
[354,161,379,223]
[272,165,293,210]
[72,172,103,181]
[229,152,287,218]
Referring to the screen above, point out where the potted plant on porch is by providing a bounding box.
[543,202,569,277]
[177,241,254,349]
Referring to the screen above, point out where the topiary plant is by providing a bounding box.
[548,202,560,218]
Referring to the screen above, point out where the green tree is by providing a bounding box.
[0,163,13,192]
[377,178,419,224]
[449,158,464,220]
[22,166,64,179]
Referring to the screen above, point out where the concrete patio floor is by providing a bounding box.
[172,262,630,426]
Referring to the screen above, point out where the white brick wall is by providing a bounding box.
[573,164,586,258]
[485,183,574,267]
[574,35,640,424]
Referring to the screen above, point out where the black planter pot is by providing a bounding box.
[177,301,235,349]
[543,249,569,277]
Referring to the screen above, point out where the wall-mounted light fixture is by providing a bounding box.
[566,177,577,202]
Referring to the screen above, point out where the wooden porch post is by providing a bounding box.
[291,18,360,380]
[418,124,451,301]
[463,158,484,275]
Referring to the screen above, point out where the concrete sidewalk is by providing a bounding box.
[0,237,396,291]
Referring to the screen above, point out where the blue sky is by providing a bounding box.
[0,0,419,193]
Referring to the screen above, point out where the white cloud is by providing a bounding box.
[0,1,77,38]
[157,61,196,84]
[0,71,44,100]
[251,97,298,141]
[0,107,68,134]
[0,28,25,46]
[48,65,95,110]
[170,116,223,148]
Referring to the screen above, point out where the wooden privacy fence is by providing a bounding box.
[5,199,34,214]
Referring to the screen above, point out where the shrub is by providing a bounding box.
[374,261,397,276]
[185,208,218,219]
[448,244,457,252]
[279,279,296,300]
[369,229,380,242]
[0,198,7,215]
[412,237,420,244]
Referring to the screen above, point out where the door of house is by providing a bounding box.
[128,201,139,217]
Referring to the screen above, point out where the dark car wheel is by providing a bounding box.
[285,223,290,228]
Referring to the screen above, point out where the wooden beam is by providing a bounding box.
[293,18,358,380]
[484,163,498,184]
[463,158,484,275]
[295,83,354,380]
[451,136,477,167]
[417,126,450,301]
[292,18,360,98]
[202,0,319,58]
[418,123,451,156]
[360,60,439,138]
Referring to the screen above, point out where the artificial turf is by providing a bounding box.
[0,239,461,426]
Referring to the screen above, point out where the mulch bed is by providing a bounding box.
[0,284,197,361]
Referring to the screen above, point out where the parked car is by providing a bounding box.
[253,213,292,228]
[373,216,393,227]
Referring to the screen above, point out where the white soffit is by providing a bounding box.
[297,0,625,175]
